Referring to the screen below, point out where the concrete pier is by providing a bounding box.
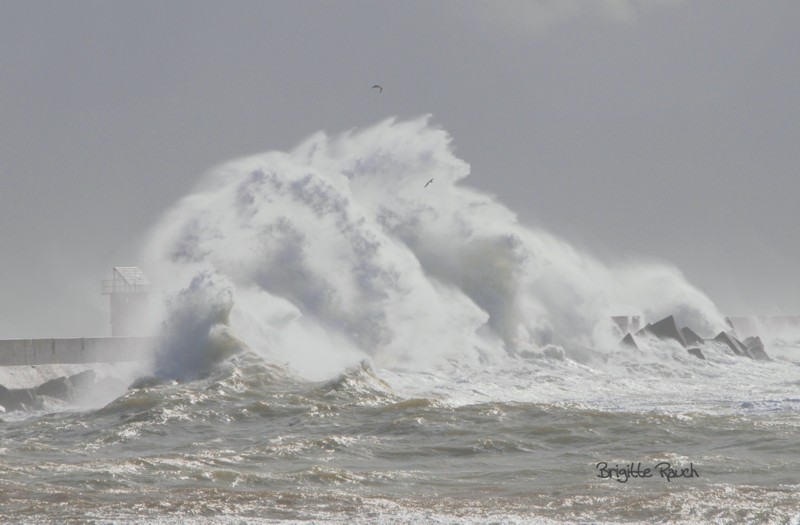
[0,337,152,410]
[0,337,151,366]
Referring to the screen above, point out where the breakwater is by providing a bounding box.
[0,336,151,366]
[0,337,152,410]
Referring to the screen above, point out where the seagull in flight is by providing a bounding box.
[372,85,383,93]
[424,178,434,188]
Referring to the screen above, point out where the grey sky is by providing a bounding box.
[1,1,798,337]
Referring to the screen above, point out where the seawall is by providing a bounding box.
[0,337,153,394]
[0,337,151,366]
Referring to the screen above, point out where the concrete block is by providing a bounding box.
[713,331,753,358]
[620,333,639,350]
[742,336,771,362]
[687,347,705,360]
[612,316,645,335]
[637,315,686,347]
[681,327,704,346]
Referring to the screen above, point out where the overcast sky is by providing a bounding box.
[1,1,798,337]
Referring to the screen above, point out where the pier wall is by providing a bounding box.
[0,337,152,366]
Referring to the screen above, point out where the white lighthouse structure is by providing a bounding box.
[101,267,151,336]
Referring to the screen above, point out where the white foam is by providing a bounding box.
[140,117,729,379]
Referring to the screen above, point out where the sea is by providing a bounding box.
[1,118,799,524]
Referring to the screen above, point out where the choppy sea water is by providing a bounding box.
[2,342,799,524]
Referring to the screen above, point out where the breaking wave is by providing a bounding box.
[141,116,726,379]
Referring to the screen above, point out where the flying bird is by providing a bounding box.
[424,178,434,188]
[372,85,383,93]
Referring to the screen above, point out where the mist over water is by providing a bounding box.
[142,116,726,380]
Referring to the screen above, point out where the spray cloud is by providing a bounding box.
[142,116,725,378]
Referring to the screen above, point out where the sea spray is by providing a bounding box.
[141,116,727,378]
[151,271,246,381]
